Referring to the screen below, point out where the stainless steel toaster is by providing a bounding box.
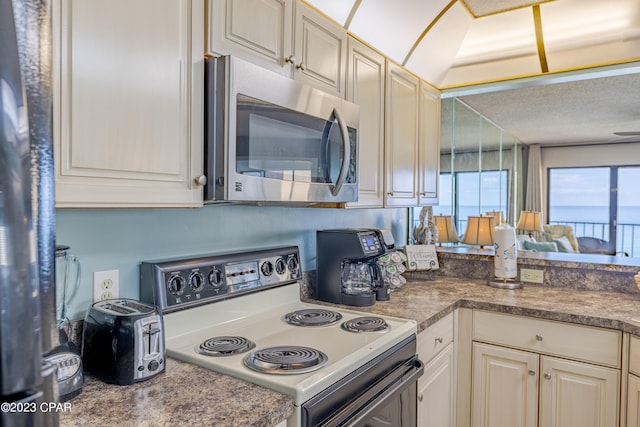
[82,299,165,385]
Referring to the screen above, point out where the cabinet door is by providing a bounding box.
[418,82,440,205]
[384,62,419,207]
[208,0,293,76]
[472,342,538,427]
[345,37,385,208]
[54,0,204,207]
[540,356,619,427]
[293,1,346,96]
[628,374,640,427]
[419,342,455,427]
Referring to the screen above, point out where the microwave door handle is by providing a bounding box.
[330,108,350,196]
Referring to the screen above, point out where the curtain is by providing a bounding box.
[524,144,543,214]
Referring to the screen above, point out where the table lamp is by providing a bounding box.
[434,215,459,246]
[461,215,495,249]
[516,211,542,240]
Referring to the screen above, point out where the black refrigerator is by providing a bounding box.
[1,0,58,425]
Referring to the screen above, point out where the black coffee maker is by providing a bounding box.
[316,229,389,307]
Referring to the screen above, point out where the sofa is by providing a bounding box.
[516,225,580,253]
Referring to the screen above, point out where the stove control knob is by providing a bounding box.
[167,274,185,296]
[286,255,299,273]
[208,267,223,288]
[189,271,205,292]
[261,261,274,277]
[274,257,286,275]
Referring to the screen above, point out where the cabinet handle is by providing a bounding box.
[544,373,552,380]
[528,370,536,376]
[194,175,207,186]
[435,336,443,344]
[418,394,424,402]
[535,334,544,341]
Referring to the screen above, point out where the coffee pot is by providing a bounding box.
[55,245,81,329]
[316,229,388,307]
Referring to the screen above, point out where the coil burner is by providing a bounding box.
[196,336,256,356]
[283,309,342,327]
[341,316,390,333]
[243,346,328,374]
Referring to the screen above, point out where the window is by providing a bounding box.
[416,170,508,242]
[548,166,640,256]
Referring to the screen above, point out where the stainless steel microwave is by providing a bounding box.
[204,56,359,204]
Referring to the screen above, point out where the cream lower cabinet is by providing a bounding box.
[417,312,456,427]
[627,335,640,426]
[53,0,204,207]
[472,310,621,427]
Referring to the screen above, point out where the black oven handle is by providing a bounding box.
[320,357,424,427]
[330,108,351,197]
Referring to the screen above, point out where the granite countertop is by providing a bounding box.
[343,275,640,335]
[60,358,294,427]
[63,275,640,427]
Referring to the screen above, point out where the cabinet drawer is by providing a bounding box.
[473,310,621,368]
[630,335,640,376]
[418,312,454,363]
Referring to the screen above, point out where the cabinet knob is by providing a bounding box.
[418,394,424,402]
[194,175,207,186]
[544,373,552,380]
[296,62,306,71]
[535,334,544,341]
[435,336,443,344]
[285,55,296,64]
[528,370,536,376]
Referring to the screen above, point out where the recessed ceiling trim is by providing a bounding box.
[344,0,362,30]
[532,5,549,73]
[461,0,556,18]
[402,0,458,67]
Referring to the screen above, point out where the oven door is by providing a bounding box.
[301,336,424,427]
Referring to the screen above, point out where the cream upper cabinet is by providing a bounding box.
[208,0,346,96]
[53,0,204,207]
[384,61,420,207]
[417,312,456,427]
[418,82,440,205]
[472,310,621,427]
[207,0,293,77]
[292,1,346,97]
[345,37,385,208]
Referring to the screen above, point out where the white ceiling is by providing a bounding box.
[305,0,640,146]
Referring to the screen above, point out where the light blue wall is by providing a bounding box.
[56,204,408,320]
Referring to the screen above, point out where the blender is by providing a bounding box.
[51,244,84,401]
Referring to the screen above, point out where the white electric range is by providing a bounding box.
[140,246,422,427]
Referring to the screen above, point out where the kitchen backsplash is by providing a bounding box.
[56,204,407,320]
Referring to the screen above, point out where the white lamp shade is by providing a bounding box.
[434,215,459,243]
[516,211,543,232]
[486,211,505,226]
[462,216,495,248]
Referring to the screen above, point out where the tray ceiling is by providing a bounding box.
[305,0,640,89]
[305,0,640,146]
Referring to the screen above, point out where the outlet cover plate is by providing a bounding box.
[520,268,544,284]
[93,269,119,302]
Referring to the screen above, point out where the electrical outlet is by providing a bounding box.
[520,268,544,284]
[93,269,119,302]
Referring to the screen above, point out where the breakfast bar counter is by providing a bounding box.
[62,273,640,427]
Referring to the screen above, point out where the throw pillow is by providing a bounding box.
[523,240,559,252]
[553,236,576,253]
